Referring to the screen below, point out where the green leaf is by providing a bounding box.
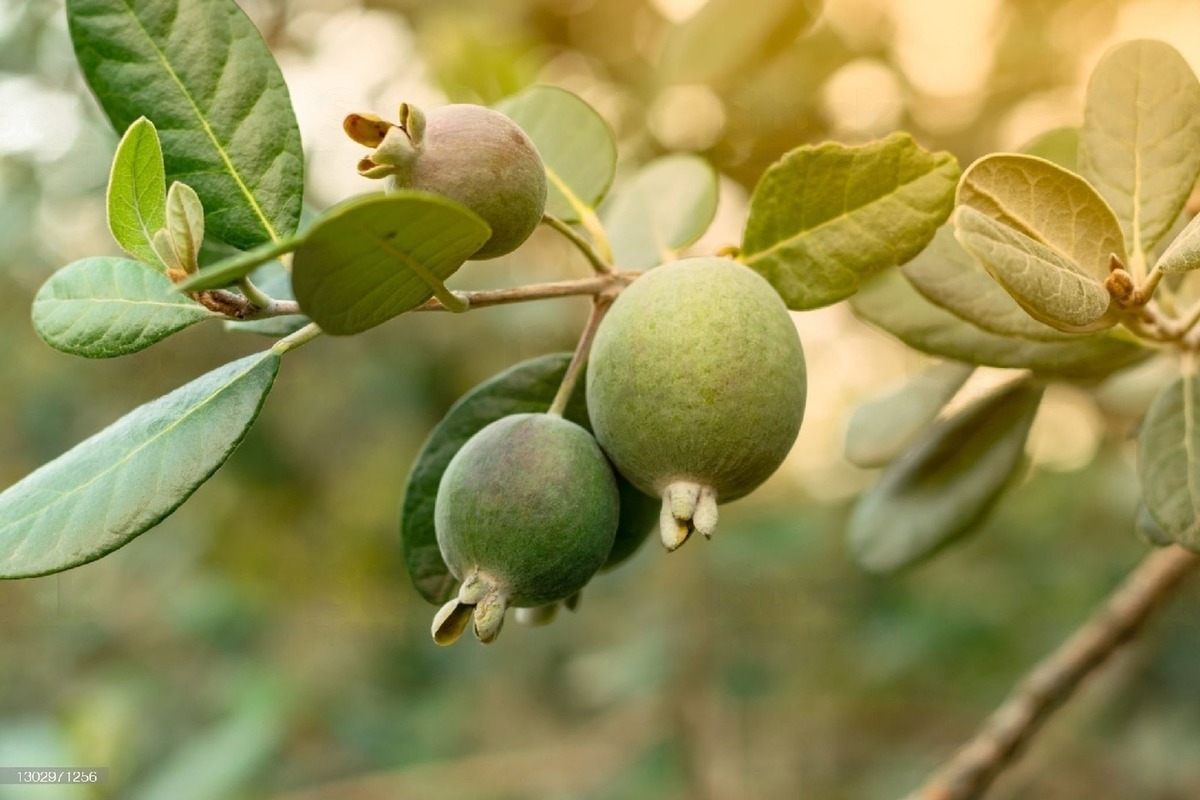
[741,132,959,309]
[659,0,819,85]
[32,257,217,358]
[848,379,1043,573]
[0,351,280,579]
[497,86,617,223]
[954,206,1115,332]
[107,116,167,269]
[291,192,490,336]
[849,270,1147,379]
[903,225,1078,343]
[1154,212,1200,274]
[957,153,1125,278]
[160,181,206,274]
[844,362,973,469]
[1079,40,1200,259]
[175,236,303,293]
[601,155,718,270]
[401,353,657,605]
[1138,372,1200,552]
[1019,127,1079,172]
[67,0,304,249]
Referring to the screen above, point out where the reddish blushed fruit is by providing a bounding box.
[346,103,547,260]
[431,413,619,645]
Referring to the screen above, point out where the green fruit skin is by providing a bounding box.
[392,105,547,260]
[586,257,807,504]
[435,413,619,607]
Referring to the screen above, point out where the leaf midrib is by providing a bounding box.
[120,0,279,244]
[743,157,953,264]
[0,352,273,537]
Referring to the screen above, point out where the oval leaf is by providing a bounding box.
[1154,212,1200,274]
[954,206,1115,332]
[107,116,166,269]
[903,225,1079,343]
[1138,372,1200,552]
[845,361,974,469]
[1019,127,1079,173]
[849,270,1147,379]
[957,153,1126,282]
[67,0,304,249]
[659,0,818,85]
[497,86,617,223]
[602,154,718,270]
[291,192,490,336]
[1079,40,1200,259]
[848,379,1043,573]
[0,351,280,578]
[32,257,217,358]
[401,353,657,605]
[742,132,959,309]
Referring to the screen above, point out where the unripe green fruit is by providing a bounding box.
[431,413,619,644]
[348,103,547,260]
[586,257,807,550]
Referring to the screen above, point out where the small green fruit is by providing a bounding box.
[586,257,807,550]
[345,103,547,259]
[432,413,619,644]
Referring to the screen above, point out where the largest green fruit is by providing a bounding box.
[431,413,619,645]
[586,257,807,550]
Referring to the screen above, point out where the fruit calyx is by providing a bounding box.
[431,570,509,645]
[660,480,719,551]
[343,103,426,179]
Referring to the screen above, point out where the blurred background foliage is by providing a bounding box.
[2,0,1199,797]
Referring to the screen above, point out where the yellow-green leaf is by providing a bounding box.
[957,153,1125,281]
[849,270,1146,379]
[954,206,1115,332]
[903,224,1078,342]
[1138,371,1200,552]
[1079,40,1200,259]
[106,117,167,270]
[742,132,959,309]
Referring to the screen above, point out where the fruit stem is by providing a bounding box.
[271,321,324,355]
[542,214,616,275]
[238,276,274,309]
[579,207,615,264]
[414,274,630,312]
[548,297,610,417]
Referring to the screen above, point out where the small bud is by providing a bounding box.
[1105,268,1135,305]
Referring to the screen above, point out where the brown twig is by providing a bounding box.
[413,274,635,312]
[906,544,1198,800]
[547,295,611,417]
[191,289,302,320]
